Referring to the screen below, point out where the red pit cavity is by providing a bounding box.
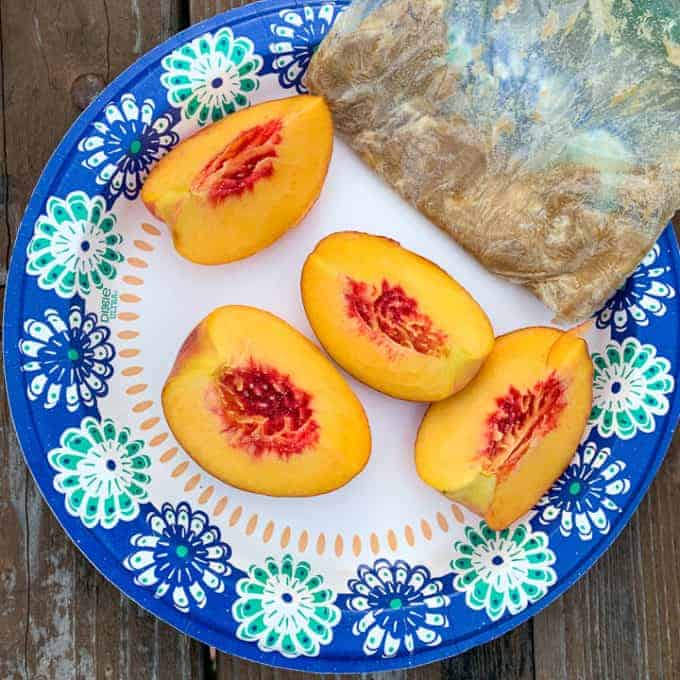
[214,360,319,458]
[345,278,447,356]
[481,372,567,480]
[191,118,283,204]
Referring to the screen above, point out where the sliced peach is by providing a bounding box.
[162,306,370,496]
[415,326,593,529]
[301,231,494,402]
[142,96,333,264]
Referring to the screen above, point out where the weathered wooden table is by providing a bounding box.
[0,2,678,678]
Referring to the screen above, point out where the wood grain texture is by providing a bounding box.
[0,352,29,679]
[190,0,254,24]
[0,1,204,678]
[443,622,534,680]
[216,654,441,680]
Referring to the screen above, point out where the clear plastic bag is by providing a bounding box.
[306,0,680,321]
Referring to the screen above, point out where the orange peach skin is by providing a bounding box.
[142,96,333,264]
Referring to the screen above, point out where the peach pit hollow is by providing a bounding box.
[481,371,567,480]
[191,118,283,204]
[344,277,448,357]
[211,359,319,459]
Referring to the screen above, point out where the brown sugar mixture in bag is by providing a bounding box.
[306,0,680,322]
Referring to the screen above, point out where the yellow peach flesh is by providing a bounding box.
[301,231,495,402]
[142,96,333,264]
[415,326,593,530]
[162,306,371,497]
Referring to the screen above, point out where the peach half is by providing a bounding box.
[162,306,370,496]
[415,326,593,529]
[301,231,495,402]
[142,96,333,264]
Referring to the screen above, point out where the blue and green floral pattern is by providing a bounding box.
[26,192,123,298]
[19,300,114,412]
[48,417,151,529]
[269,5,340,93]
[232,554,340,658]
[78,93,179,204]
[590,337,674,439]
[596,244,675,334]
[123,502,231,613]
[161,27,262,125]
[347,559,449,657]
[537,441,630,540]
[451,521,557,622]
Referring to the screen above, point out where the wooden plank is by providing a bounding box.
[0,365,30,679]
[0,0,205,677]
[216,655,441,679]
[442,622,534,680]
[0,7,29,678]
[190,0,252,25]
